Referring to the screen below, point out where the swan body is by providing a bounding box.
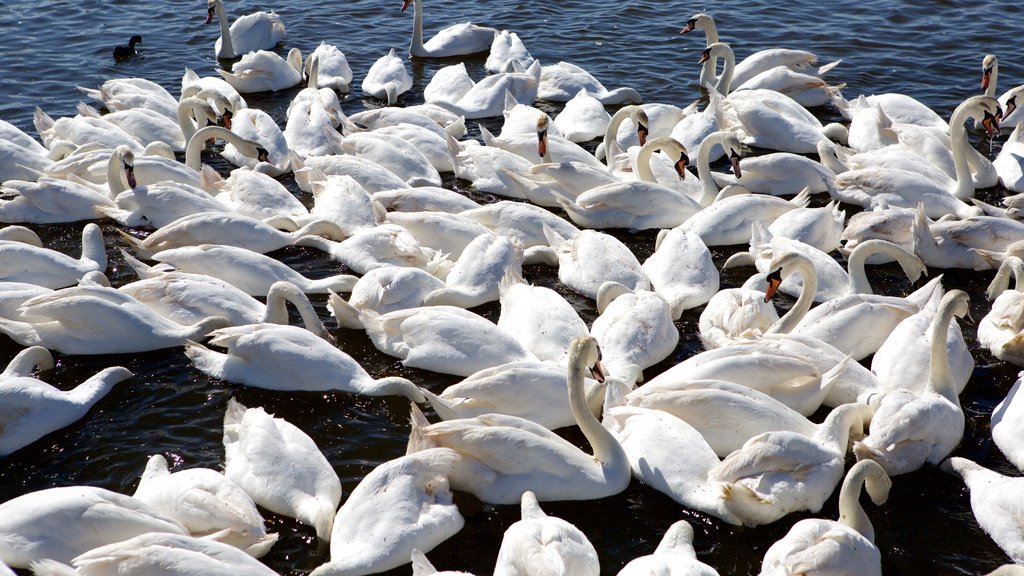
[538,61,642,105]
[0,175,120,224]
[992,374,1024,472]
[407,336,631,504]
[424,62,476,106]
[854,290,970,476]
[293,153,410,194]
[386,211,493,260]
[33,107,144,156]
[143,244,357,296]
[591,282,679,378]
[698,287,780,346]
[307,41,352,92]
[328,265,446,329]
[310,448,464,576]
[736,64,842,108]
[181,67,247,116]
[422,233,523,308]
[943,457,1024,564]
[712,151,837,196]
[215,169,309,222]
[758,460,891,576]
[544,228,651,300]
[709,402,871,526]
[616,520,719,576]
[496,282,590,366]
[460,200,580,249]
[422,361,609,430]
[0,486,187,568]
[432,62,541,120]
[220,108,290,175]
[75,77,179,120]
[404,0,496,58]
[132,454,277,557]
[374,123,456,174]
[995,122,1024,192]
[0,347,131,456]
[0,222,106,288]
[339,131,441,187]
[188,323,423,401]
[373,186,479,214]
[912,207,1024,271]
[362,48,413,105]
[218,48,303,94]
[492,491,599,576]
[362,305,539,377]
[108,180,229,229]
[297,224,451,277]
[766,200,845,254]
[554,89,612,142]
[643,228,719,319]
[30,532,280,576]
[222,398,342,540]
[208,0,284,59]
[683,188,810,247]
[486,29,534,73]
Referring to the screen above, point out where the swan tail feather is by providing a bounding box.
[407,402,440,454]
[478,123,497,147]
[114,229,154,259]
[118,247,166,279]
[295,497,336,541]
[184,340,229,379]
[817,59,842,76]
[30,560,77,576]
[420,388,462,421]
[789,186,812,208]
[75,102,102,118]
[94,204,139,227]
[326,290,363,330]
[33,107,54,138]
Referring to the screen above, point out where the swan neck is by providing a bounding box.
[767,255,818,334]
[603,106,639,168]
[846,240,916,295]
[927,294,961,402]
[375,377,425,403]
[177,98,204,144]
[410,0,425,55]
[713,45,735,95]
[567,343,626,466]
[696,133,724,206]
[949,103,976,199]
[985,64,998,98]
[838,466,874,541]
[106,149,128,196]
[816,403,865,452]
[216,0,234,58]
[634,138,671,183]
[186,126,244,171]
[67,367,130,407]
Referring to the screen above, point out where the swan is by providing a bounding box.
[181,67,247,117]
[912,206,1024,271]
[33,106,143,157]
[943,457,1024,564]
[0,223,105,288]
[362,48,413,105]
[0,485,187,568]
[132,454,277,557]
[187,323,425,401]
[429,62,541,120]
[309,448,464,576]
[766,200,845,254]
[220,108,290,175]
[602,397,739,525]
[306,41,352,92]
[992,373,1024,472]
[735,64,844,108]
[682,12,833,91]
[338,131,442,187]
[403,0,496,58]
[642,228,719,319]
[118,212,344,257]
[591,282,679,379]
[214,168,311,222]
[982,54,1024,129]
[616,520,720,576]
[481,113,603,170]
[140,244,358,296]
[423,62,475,106]
[496,280,589,365]
[374,186,479,214]
[870,281,974,396]
[994,121,1024,192]
[328,265,446,330]
[181,124,265,174]
[460,200,580,249]
[293,153,411,194]
[348,103,465,138]
[492,490,599,576]
[75,96,218,153]
[222,398,342,540]
[977,257,1024,365]
[698,287,780,347]
[30,532,280,576]
[296,224,451,277]
[538,61,642,105]
[76,77,179,121]
[411,549,475,576]
[554,89,612,143]
[107,180,230,230]
[665,91,727,166]
[542,227,651,301]
[208,0,285,59]
[711,149,838,196]
[361,305,539,377]
[0,173,120,224]
[422,233,523,308]
[853,290,971,476]
[682,188,811,248]
[832,91,949,139]
[708,402,871,526]
[373,123,456,174]
[385,210,493,260]
[758,459,891,576]
[486,29,534,73]
[284,78,343,158]
[831,96,1000,218]
[0,129,52,182]
[406,336,631,503]
[422,360,616,430]
[218,48,303,94]
[0,347,131,456]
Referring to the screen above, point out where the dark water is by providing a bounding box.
[1,0,1023,574]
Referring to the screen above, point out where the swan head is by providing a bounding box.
[763,267,783,302]
[569,336,605,383]
[680,13,713,35]
[116,145,138,189]
[536,114,549,159]
[1002,86,1024,122]
[401,0,414,12]
[961,95,1002,135]
[634,109,649,146]
[982,54,997,91]
[206,0,218,24]
[699,42,732,66]
[727,145,742,180]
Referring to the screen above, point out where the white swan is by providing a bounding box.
[30,532,280,576]
[538,61,642,105]
[431,62,541,120]
[554,89,612,143]
[404,0,496,58]
[982,54,1024,129]
[992,373,1024,472]
[306,41,352,92]
[309,448,464,576]
[994,121,1024,192]
[132,454,277,557]
[711,150,837,196]
[0,173,120,224]
[0,222,105,288]
[853,290,970,476]
[181,67,247,117]
[33,106,143,156]
[943,457,1024,564]
[486,29,534,73]
[141,244,357,296]
[460,200,580,249]
[708,402,871,526]
[339,131,441,187]
[977,257,1024,365]
[698,286,780,347]
[496,280,589,365]
[222,398,342,540]
[76,96,218,153]
[591,282,679,379]
[617,520,719,576]
[542,227,651,301]
[374,186,478,214]
[220,108,290,175]
[912,206,1024,271]
[362,305,539,377]
[758,459,891,576]
[422,233,523,308]
[328,265,446,330]
[411,549,475,576]
[296,224,451,277]
[682,188,810,248]
[407,336,631,504]
[492,490,599,576]
[218,48,303,94]
[208,0,284,59]
[187,323,425,402]
[0,485,186,568]
[0,347,131,456]
[643,228,719,319]
[766,200,845,254]
[362,48,413,105]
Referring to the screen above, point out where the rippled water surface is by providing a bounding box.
[1,0,1023,574]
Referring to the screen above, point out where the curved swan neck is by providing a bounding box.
[374,376,426,403]
[177,97,210,145]
[603,105,640,168]
[696,131,730,207]
[989,256,1024,297]
[2,346,54,377]
[263,282,328,338]
[106,147,129,195]
[709,43,735,95]
[845,239,921,295]
[186,125,252,170]
[815,403,867,451]
[838,462,884,541]
[214,0,234,58]
[983,56,998,98]
[567,339,626,466]
[928,291,966,402]
[67,367,132,406]
[634,137,684,184]
[409,0,426,56]
[766,253,818,335]
[949,98,989,200]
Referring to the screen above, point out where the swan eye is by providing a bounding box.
[674,153,689,179]
[257,148,270,163]
[764,268,783,303]
[698,48,712,65]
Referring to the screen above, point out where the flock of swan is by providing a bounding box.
[2,1,1024,575]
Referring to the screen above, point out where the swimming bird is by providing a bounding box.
[492,490,599,576]
[362,48,413,105]
[943,457,1024,564]
[208,0,285,59]
[991,372,1024,473]
[112,35,142,60]
[0,222,105,288]
[403,0,496,58]
[616,520,720,575]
